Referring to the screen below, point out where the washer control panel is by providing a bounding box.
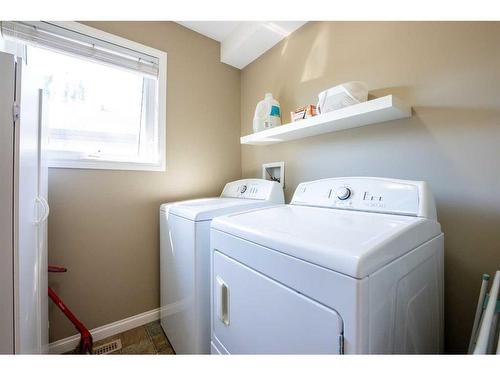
[221,179,285,203]
[291,177,432,217]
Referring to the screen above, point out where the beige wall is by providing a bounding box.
[48,22,241,341]
[241,22,500,353]
[49,21,500,353]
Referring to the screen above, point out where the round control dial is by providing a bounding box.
[336,187,351,200]
[240,185,247,194]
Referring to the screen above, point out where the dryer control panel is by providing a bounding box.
[221,179,285,203]
[291,177,436,219]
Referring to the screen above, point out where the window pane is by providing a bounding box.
[28,46,153,161]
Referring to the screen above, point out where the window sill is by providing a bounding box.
[48,158,166,172]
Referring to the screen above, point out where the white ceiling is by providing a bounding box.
[176,21,307,69]
[176,21,242,42]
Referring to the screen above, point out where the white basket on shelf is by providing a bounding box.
[316,81,368,114]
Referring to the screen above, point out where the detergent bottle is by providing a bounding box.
[253,93,281,133]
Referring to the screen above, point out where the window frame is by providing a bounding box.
[38,21,167,172]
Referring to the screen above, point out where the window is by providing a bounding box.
[29,46,160,168]
[1,21,166,171]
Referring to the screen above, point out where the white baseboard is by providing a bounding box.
[48,308,160,354]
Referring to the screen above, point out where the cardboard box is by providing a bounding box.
[290,105,317,122]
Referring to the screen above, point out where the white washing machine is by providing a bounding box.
[210,177,444,354]
[160,179,284,354]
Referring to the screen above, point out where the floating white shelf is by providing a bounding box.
[241,95,411,146]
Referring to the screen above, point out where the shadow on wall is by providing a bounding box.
[369,86,414,101]
[242,105,500,353]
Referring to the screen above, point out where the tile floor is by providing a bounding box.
[67,320,175,355]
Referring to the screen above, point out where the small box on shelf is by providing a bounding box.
[290,105,317,123]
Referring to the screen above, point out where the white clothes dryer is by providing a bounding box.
[210,177,444,354]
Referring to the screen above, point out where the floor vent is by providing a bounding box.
[92,339,122,355]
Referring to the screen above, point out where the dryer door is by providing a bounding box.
[212,251,344,354]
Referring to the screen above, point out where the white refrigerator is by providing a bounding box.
[0,50,49,354]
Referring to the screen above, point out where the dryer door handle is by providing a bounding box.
[216,276,230,326]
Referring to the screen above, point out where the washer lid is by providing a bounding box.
[164,198,274,221]
[211,205,441,278]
